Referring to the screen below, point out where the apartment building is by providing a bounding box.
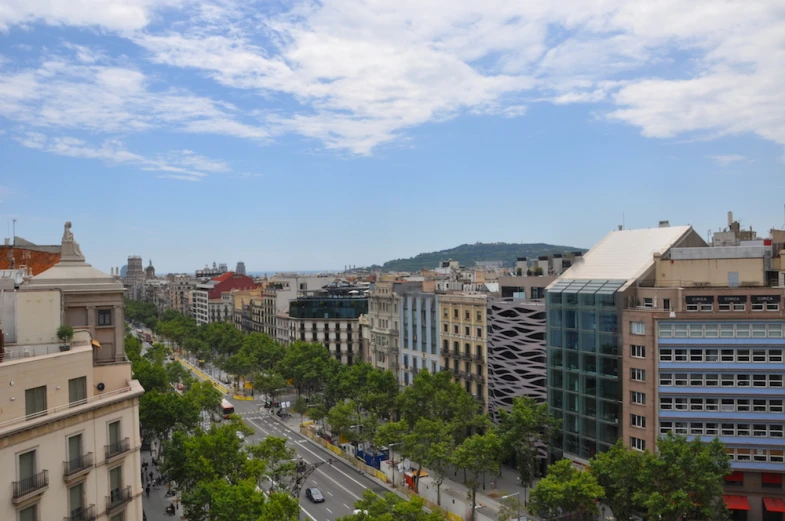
[400,286,440,386]
[439,293,489,410]
[0,223,144,521]
[192,272,257,326]
[287,288,368,364]
[166,275,196,316]
[368,281,419,379]
[248,275,331,338]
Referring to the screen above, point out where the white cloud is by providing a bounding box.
[708,154,747,166]
[13,132,223,181]
[1,0,784,155]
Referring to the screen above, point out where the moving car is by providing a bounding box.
[305,487,324,503]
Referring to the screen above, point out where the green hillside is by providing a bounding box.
[368,242,585,272]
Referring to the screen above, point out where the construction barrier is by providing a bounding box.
[176,357,231,394]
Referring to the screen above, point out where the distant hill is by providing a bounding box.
[368,242,586,273]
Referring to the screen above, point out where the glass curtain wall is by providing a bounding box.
[547,279,624,459]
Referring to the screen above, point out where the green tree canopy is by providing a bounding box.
[277,341,338,396]
[529,459,604,520]
[452,432,502,521]
[337,489,446,521]
[590,440,647,521]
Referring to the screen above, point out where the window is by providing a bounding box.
[25,386,47,419]
[631,322,645,335]
[443,324,448,333]
[68,434,83,464]
[631,345,645,358]
[69,482,84,518]
[663,298,671,310]
[108,420,121,446]
[630,368,646,382]
[453,309,458,319]
[464,326,470,336]
[19,505,37,521]
[630,437,646,451]
[109,465,123,498]
[68,377,87,406]
[443,308,448,318]
[631,414,646,428]
[643,297,654,308]
[465,310,470,320]
[476,311,482,321]
[19,449,36,484]
[98,309,113,326]
[476,327,482,338]
[453,325,458,334]
[631,391,646,405]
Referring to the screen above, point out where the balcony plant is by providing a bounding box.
[57,324,74,351]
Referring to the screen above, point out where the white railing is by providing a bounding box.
[0,386,132,432]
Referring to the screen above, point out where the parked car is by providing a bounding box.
[305,488,324,503]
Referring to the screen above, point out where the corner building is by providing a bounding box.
[0,223,144,521]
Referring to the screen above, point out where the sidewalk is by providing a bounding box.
[141,442,183,521]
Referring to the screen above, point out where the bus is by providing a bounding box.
[219,399,235,420]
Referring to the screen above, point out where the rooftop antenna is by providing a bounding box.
[12,219,16,246]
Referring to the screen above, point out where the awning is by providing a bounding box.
[723,495,750,511]
[763,473,783,485]
[91,339,102,348]
[764,498,785,513]
[725,471,744,482]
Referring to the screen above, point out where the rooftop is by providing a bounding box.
[554,225,695,283]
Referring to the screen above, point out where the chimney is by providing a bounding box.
[728,211,734,226]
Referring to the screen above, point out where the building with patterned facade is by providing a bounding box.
[0,222,144,521]
[486,297,547,421]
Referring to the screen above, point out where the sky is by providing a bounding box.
[1,1,784,274]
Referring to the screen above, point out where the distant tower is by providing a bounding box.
[145,259,156,279]
[124,255,145,299]
[236,261,246,275]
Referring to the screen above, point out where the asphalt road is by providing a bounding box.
[232,398,388,521]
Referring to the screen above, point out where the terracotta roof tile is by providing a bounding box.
[0,247,61,275]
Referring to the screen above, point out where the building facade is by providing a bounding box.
[122,256,145,300]
[192,272,258,326]
[400,290,440,386]
[0,223,144,521]
[439,293,488,409]
[287,295,368,364]
[486,297,547,421]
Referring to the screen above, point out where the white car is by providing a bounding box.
[236,431,245,441]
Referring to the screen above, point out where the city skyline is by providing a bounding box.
[1,1,784,273]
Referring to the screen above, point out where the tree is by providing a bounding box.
[529,459,604,520]
[498,493,526,521]
[183,380,222,414]
[306,403,327,431]
[401,419,452,494]
[452,432,502,521]
[166,361,195,389]
[328,399,361,446]
[291,395,309,426]
[634,433,730,521]
[590,440,647,521]
[132,358,169,393]
[144,342,169,366]
[247,436,296,489]
[277,341,337,397]
[496,397,561,503]
[337,489,446,521]
[254,372,287,410]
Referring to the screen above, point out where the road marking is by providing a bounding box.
[299,505,317,521]
[295,442,368,490]
[326,491,333,496]
[326,508,333,514]
[343,503,350,510]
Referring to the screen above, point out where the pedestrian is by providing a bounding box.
[146,484,150,497]
[149,471,154,481]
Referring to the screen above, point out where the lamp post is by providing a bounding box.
[601,505,606,521]
[389,442,403,488]
[502,491,523,521]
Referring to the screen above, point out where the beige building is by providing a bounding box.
[0,223,144,521]
[439,293,490,410]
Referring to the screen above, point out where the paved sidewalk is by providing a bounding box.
[140,445,183,521]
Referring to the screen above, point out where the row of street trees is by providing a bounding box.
[143,306,732,521]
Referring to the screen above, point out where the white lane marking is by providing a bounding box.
[343,503,350,510]
[326,508,333,514]
[326,491,334,496]
[295,442,368,490]
[312,480,318,485]
[299,505,317,521]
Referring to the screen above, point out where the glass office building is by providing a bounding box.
[289,296,368,319]
[546,279,626,460]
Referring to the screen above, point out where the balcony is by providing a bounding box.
[473,353,484,362]
[13,470,49,503]
[472,373,485,383]
[451,368,460,376]
[440,348,450,356]
[105,438,131,462]
[106,486,133,511]
[461,352,472,361]
[63,453,94,480]
[64,505,96,521]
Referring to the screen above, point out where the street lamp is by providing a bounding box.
[388,442,403,488]
[501,491,524,521]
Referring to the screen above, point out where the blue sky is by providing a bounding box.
[1,1,784,273]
